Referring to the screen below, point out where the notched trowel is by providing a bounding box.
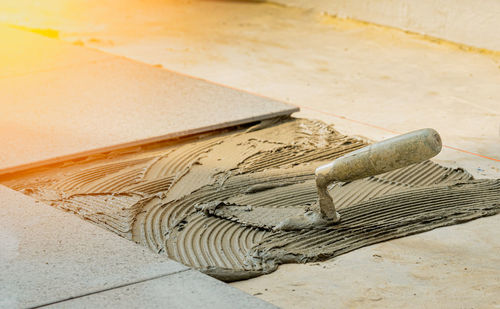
[275,128,443,231]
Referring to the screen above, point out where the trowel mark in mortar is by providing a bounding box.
[248,180,500,268]
[132,167,314,254]
[130,126,365,257]
[143,137,224,180]
[6,133,233,239]
[159,177,498,279]
[238,138,364,173]
[135,159,476,275]
[331,160,474,210]
[137,169,319,273]
[52,152,168,192]
[125,176,176,195]
[165,212,269,280]
[57,193,147,239]
[50,119,363,276]
[2,118,497,282]
[199,161,474,229]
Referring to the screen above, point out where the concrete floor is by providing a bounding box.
[1,0,499,307]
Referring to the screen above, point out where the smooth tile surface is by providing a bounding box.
[0,25,298,175]
[47,270,277,309]
[0,185,187,308]
[0,25,110,79]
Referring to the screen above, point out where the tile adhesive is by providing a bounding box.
[3,117,499,282]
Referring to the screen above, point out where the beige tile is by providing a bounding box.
[0,25,298,175]
[0,185,187,308]
[0,25,110,79]
[47,270,277,309]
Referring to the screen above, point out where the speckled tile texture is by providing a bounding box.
[0,185,187,308]
[46,270,277,309]
[0,25,298,175]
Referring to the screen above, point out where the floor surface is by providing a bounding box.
[0,185,275,308]
[1,1,499,308]
[0,24,296,175]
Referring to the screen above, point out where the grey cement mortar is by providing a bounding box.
[4,118,498,283]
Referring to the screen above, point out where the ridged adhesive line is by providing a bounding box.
[2,118,497,283]
[248,180,500,267]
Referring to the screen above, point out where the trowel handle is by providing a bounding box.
[316,128,442,184]
[315,128,442,221]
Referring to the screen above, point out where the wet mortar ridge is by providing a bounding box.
[3,117,499,282]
